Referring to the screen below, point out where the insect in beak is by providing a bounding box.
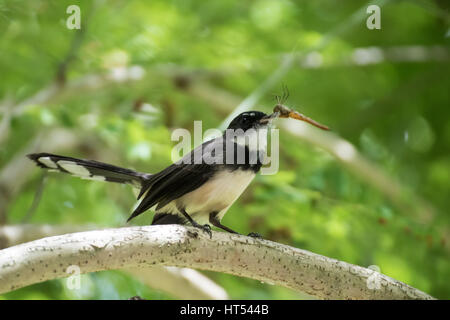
[259,112,280,124]
[273,104,330,131]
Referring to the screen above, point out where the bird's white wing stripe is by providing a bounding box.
[57,160,91,177]
[38,157,58,169]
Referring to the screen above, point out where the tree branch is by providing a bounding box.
[0,225,433,299]
[0,224,228,300]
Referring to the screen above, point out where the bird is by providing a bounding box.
[27,111,279,238]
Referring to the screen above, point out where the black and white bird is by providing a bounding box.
[28,111,278,237]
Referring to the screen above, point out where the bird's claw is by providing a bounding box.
[247,232,263,239]
[192,222,212,238]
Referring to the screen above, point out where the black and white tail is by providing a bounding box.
[27,153,151,189]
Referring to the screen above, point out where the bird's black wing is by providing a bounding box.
[127,139,222,221]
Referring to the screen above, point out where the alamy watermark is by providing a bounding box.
[66,5,81,30]
[366,265,382,290]
[171,121,279,175]
[66,264,81,290]
[66,4,382,31]
[366,5,381,30]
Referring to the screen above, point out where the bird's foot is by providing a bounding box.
[192,222,212,238]
[247,232,263,239]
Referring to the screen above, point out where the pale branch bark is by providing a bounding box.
[0,224,99,249]
[0,224,228,300]
[0,225,434,299]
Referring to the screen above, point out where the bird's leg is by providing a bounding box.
[209,212,238,234]
[180,208,212,238]
[209,212,263,239]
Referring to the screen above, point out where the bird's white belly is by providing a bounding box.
[158,169,255,224]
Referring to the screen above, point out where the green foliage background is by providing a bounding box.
[0,0,449,299]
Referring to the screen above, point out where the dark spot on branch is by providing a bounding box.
[187,230,198,238]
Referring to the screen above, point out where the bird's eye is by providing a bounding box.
[242,117,248,123]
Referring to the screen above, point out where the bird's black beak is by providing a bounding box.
[259,112,279,124]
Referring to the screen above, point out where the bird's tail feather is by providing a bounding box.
[27,153,150,189]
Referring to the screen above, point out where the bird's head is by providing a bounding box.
[227,111,277,132]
